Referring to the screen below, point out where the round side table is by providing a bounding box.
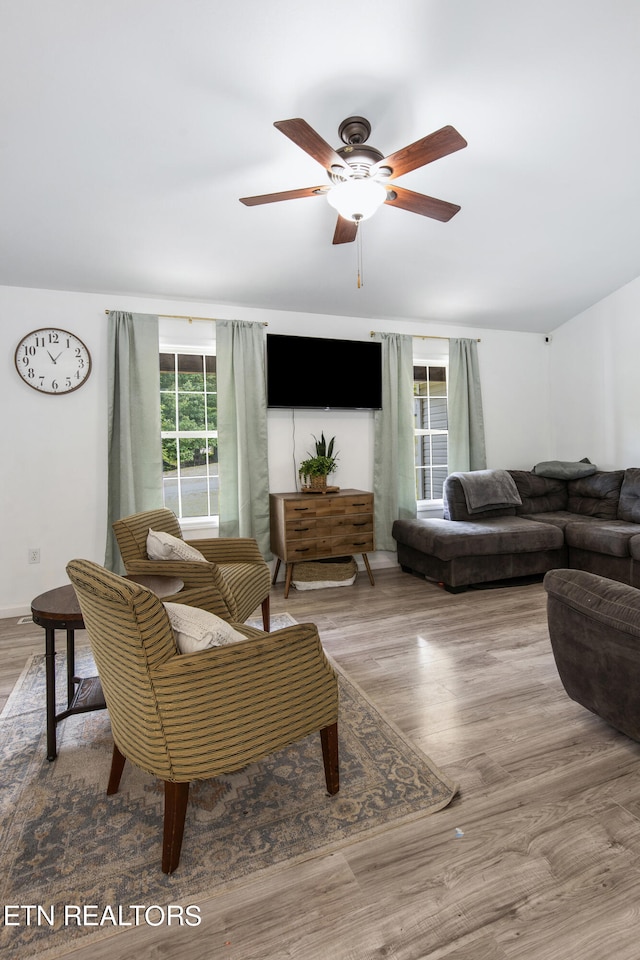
[31,583,102,762]
[31,575,184,760]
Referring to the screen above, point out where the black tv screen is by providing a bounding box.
[266,334,382,410]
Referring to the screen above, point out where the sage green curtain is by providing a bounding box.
[448,337,486,473]
[216,320,271,558]
[373,332,416,550]
[105,311,163,573]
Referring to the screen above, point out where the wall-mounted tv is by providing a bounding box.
[266,334,382,410]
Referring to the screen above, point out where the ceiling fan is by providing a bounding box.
[240,116,467,244]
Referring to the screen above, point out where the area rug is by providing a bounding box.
[0,635,458,959]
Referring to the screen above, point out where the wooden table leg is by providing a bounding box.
[362,553,375,586]
[272,557,281,585]
[284,563,294,599]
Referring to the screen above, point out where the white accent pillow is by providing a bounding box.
[164,602,247,654]
[147,529,207,563]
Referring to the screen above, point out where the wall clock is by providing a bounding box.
[14,328,92,394]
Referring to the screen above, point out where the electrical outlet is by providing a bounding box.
[28,548,40,564]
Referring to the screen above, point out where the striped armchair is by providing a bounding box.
[112,507,271,630]
[66,558,339,874]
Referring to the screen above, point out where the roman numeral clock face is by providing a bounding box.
[15,328,92,394]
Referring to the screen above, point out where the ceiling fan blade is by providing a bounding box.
[274,119,349,174]
[240,185,328,206]
[385,185,461,222]
[332,216,358,245]
[373,125,467,179]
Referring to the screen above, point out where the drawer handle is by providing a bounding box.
[294,547,310,554]
[293,526,310,532]
[353,521,367,527]
[353,501,368,506]
[294,507,310,512]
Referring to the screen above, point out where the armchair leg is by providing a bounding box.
[106,743,126,795]
[320,722,339,795]
[162,781,190,874]
[261,594,271,631]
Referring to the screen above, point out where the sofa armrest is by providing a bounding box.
[185,537,266,565]
[544,568,640,742]
[544,568,640,639]
[150,622,338,778]
[123,557,228,593]
[443,474,517,522]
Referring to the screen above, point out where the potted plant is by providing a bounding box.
[299,433,339,491]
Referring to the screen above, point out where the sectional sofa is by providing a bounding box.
[392,465,640,592]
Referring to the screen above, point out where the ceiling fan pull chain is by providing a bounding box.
[356,217,363,288]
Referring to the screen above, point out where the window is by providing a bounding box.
[414,363,448,502]
[159,352,218,520]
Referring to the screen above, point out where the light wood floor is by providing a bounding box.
[4,567,640,959]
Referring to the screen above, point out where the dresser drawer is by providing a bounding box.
[330,533,375,555]
[283,499,326,520]
[337,494,373,515]
[313,494,373,517]
[331,516,373,536]
[285,538,335,561]
[285,517,333,540]
[282,492,373,519]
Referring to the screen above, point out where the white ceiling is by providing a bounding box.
[2,0,640,334]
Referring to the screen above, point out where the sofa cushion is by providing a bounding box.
[521,512,603,531]
[392,516,563,562]
[564,520,640,557]
[617,468,640,523]
[566,471,624,519]
[509,470,568,514]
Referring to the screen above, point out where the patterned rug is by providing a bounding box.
[0,625,458,959]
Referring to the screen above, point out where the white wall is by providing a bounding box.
[549,274,640,469]
[2,283,551,616]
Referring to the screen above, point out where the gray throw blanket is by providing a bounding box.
[455,469,522,514]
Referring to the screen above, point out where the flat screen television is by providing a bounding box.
[266,334,382,410]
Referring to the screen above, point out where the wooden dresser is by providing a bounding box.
[269,488,375,597]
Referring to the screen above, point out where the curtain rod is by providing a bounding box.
[104,310,267,325]
[370,330,480,342]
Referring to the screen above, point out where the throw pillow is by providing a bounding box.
[163,601,246,654]
[147,529,207,563]
[532,459,597,480]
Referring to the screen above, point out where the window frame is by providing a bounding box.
[413,350,449,510]
[159,344,219,528]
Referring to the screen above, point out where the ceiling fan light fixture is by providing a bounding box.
[327,178,387,222]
